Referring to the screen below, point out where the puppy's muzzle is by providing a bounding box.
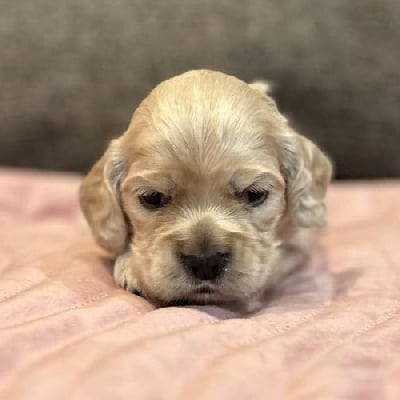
[179,250,230,281]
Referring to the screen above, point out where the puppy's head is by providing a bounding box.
[80,70,332,305]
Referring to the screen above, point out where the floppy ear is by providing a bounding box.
[279,132,333,227]
[79,139,128,256]
[249,79,332,226]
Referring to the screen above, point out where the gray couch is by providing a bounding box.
[1,0,399,178]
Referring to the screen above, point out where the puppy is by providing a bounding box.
[79,70,332,311]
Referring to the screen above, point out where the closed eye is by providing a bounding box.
[139,192,170,210]
[235,188,269,207]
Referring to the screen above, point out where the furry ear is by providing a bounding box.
[249,80,288,123]
[79,139,128,256]
[248,80,273,96]
[280,132,333,227]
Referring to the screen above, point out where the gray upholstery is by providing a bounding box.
[1,0,399,178]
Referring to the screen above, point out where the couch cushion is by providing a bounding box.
[0,0,399,178]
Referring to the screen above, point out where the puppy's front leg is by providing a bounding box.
[113,252,140,294]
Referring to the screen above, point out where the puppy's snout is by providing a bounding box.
[179,251,230,281]
[177,215,232,281]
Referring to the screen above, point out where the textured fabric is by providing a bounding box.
[0,170,400,399]
[0,0,400,178]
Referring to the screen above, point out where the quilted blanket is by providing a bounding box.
[0,169,399,400]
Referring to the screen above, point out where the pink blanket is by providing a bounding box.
[0,169,399,400]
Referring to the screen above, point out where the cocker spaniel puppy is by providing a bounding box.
[80,70,332,311]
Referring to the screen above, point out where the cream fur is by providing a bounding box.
[79,70,332,311]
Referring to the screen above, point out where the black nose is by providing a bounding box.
[179,251,230,281]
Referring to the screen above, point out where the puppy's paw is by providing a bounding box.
[113,253,140,295]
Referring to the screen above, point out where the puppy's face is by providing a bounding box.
[80,70,332,306]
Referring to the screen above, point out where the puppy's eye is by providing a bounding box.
[236,188,269,207]
[139,192,170,210]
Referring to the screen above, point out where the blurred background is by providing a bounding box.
[1,0,399,179]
